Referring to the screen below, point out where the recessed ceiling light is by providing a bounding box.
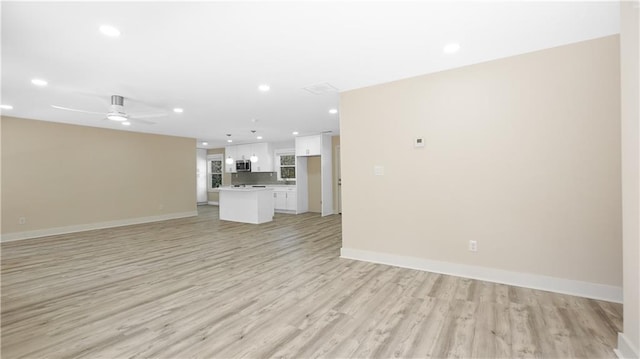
[202,141,208,146]
[99,25,121,37]
[258,84,270,92]
[0,104,13,110]
[443,43,461,54]
[31,78,48,87]
[227,139,233,143]
[329,108,338,114]
[256,136,263,140]
[292,131,299,135]
[122,121,131,126]
[173,108,184,113]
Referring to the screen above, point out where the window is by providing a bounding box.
[276,151,296,181]
[207,154,223,190]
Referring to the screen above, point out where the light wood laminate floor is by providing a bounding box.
[1,206,622,358]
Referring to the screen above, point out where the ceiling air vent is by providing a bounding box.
[302,82,338,95]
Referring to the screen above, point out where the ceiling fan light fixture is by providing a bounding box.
[107,113,128,122]
[100,25,121,37]
[122,121,131,126]
[31,78,48,87]
[443,42,461,54]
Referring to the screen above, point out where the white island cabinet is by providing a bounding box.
[218,187,274,224]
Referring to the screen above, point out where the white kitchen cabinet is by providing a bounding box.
[295,135,322,156]
[285,191,297,211]
[224,146,237,173]
[225,143,274,172]
[250,143,273,172]
[272,187,297,213]
[274,191,286,210]
[235,144,252,161]
[294,133,333,216]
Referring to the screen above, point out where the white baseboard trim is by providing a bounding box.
[0,211,198,242]
[340,247,623,303]
[207,201,219,206]
[615,333,640,359]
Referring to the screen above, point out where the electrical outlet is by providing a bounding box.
[468,240,478,252]
[18,217,27,225]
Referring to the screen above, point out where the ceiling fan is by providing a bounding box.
[51,95,167,125]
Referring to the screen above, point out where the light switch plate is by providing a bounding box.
[374,165,384,176]
[414,137,425,147]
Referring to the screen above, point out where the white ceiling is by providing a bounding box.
[1,1,620,149]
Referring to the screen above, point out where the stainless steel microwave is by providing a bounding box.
[236,160,251,172]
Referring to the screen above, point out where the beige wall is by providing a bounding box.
[340,36,622,287]
[206,147,226,203]
[1,116,196,236]
[620,1,640,356]
[307,156,321,213]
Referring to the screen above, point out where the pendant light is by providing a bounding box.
[249,131,259,162]
[225,134,234,164]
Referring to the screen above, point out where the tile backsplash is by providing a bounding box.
[230,172,295,185]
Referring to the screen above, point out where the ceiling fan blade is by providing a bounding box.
[130,118,156,125]
[51,105,104,115]
[129,113,168,119]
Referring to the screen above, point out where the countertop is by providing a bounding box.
[219,187,274,192]
[212,185,295,193]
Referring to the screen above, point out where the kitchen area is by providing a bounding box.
[197,134,340,224]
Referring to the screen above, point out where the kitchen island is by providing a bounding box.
[218,187,274,224]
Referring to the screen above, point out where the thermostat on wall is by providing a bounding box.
[414,137,425,148]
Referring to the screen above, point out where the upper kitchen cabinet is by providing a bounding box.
[295,135,322,156]
[225,146,237,173]
[225,142,274,173]
[250,142,273,172]
[235,144,252,161]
